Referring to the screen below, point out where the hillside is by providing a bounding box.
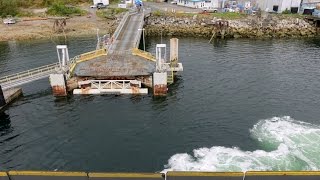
[0,0,92,17]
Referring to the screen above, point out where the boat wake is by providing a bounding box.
[164,116,320,172]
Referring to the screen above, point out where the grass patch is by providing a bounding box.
[277,13,305,19]
[109,0,120,5]
[152,10,164,16]
[16,0,92,8]
[47,2,86,16]
[211,12,247,19]
[112,7,129,14]
[96,8,128,19]
[16,10,36,17]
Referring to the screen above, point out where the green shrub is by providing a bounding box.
[153,10,162,16]
[282,8,291,14]
[16,10,35,17]
[47,2,85,16]
[113,8,128,14]
[0,0,19,17]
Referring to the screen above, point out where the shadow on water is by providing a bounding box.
[0,112,12,138]
[23,87,52,98]
[0,41,9,62]
[150,75,184,110]
[129,95,146,104]
[304,37,320,47]
[211,38,228,48]
[168,75,184,95]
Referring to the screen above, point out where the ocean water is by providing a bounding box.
[0,36,320,172]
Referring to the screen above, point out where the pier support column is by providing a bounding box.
[153,72,167,96]
[170,38,179,66]
[56,45,70,71]
[0,85,6,107]
[49,74,67,97]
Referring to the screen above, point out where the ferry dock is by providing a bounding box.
[0,8,183,100]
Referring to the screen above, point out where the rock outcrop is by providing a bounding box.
[145,13,318,38]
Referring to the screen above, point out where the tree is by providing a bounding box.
[0,0,18,17]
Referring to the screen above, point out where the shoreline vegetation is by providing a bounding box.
[0,0,319,41]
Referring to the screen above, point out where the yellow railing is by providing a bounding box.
[132,48,156,62]
[77,48,107,63]
[69,49,107,75]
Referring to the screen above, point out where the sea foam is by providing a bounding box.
[164,116,320,172]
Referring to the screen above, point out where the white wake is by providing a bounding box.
[164,116,320,172]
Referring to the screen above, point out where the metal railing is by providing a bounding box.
[112,12,130,42]
[133,11,145,49]
[79,80,142,90]
[69,49,107,75]
[132,48,156,62]
[0,62,60,85]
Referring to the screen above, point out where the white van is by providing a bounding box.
[201,6,218,13]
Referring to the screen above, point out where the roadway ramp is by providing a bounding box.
[74,12,156,77]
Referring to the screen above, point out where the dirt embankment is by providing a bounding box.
[0,15,117,41]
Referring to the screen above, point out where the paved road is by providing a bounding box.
[144,2,201,13]
[74,11,156,77]
[114,13,142,51]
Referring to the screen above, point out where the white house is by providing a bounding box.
[256,0,301,13]
[177,0,218,9]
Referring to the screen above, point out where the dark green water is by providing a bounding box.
[0,36,320,172]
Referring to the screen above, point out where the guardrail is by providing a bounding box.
[132,48,156,62]
[112,12,130,42]
[0,62,60,85]
[69,49,107,75]
[79,79,142,90]
[133,10,145,49]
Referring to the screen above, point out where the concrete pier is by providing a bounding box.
[153,72,168,96]
[49,74,68,97]
[0,86,23,111]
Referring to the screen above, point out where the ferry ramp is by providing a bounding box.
[73,11,156,78]
[0,63,60,90]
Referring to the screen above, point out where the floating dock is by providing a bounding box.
[1,171,320,180]
[0,86,22,111]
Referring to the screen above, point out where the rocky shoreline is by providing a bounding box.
[145,13,319,38]
[1,12,318,42]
